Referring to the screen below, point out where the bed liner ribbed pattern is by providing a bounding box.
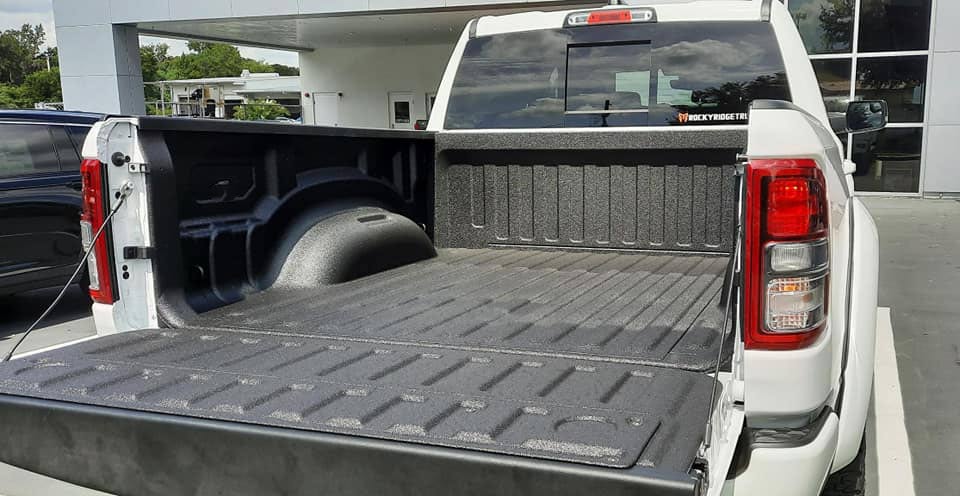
[0,327,715,470]
[0,247,729,472]
[198,247,729,371]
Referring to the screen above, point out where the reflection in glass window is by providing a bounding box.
[0,125,59,179]
[445,22,790,129]
[855,56,927,123]
[789,0,854,54]
[566,43,651,113]
[811,59,852,112]
[858,0,932,52]
[852,128,922,193]
[394,101,411,124]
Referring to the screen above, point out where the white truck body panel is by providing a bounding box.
[83,1,880,493]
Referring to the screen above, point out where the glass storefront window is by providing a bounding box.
[789,0,854,54]
[790,0,933,194]
[855,56,927,123]
[851,128,922,193]
[858,0,932,52]
[811,59,852,112]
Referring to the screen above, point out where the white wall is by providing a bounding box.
[922,0,960,194]
[299,43,455,128]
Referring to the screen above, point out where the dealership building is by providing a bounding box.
[52,0,955,195]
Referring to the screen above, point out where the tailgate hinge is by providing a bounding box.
[735,154,748,176]
[110,151,149,173]
[123,246,154,260]
[691,458,709,496]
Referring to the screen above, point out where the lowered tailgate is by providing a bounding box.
[0,327,713,495]
[0,248,726,496]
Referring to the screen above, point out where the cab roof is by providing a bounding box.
[473,0,767,37]
[0,109,105,125]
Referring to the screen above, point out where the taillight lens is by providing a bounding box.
[744,159,828,350]
[80,158,115,304]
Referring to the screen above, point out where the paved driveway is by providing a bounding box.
[861,197,960,496]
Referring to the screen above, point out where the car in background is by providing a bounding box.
[0,109,104,297]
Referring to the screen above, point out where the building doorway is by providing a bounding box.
[312,92,341,126]
[388,92,414,130]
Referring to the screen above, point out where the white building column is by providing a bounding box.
[923,0,960,194]
[54,0,144,114]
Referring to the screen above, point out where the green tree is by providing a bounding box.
[233,99,290,121]
[815,0,854,53]
[140,43,170,105]
[21,68,62,103]
[141,43,170,82]
[0,84,28,108]
[161,42,273,80]
[270,63,300,76]
[0,24,46,84]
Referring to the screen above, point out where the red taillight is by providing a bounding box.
[744,159,828,350]
[587,9,632,24]
[80,158,115,304]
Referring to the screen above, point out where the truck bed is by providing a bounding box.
[198,247,730,371]
[0,248,726,479]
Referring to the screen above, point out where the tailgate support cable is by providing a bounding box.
[2,182,135,362]
[694,160,746,490]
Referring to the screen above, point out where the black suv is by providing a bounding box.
[0,109,104,297]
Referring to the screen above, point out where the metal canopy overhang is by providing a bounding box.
[133,1,589,52]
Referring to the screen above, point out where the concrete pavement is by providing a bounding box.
[0,285,103,496]
[861,197,960,496]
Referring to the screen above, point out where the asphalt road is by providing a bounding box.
[0,197,956,495]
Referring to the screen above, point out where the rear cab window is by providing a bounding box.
[445,22,790,129]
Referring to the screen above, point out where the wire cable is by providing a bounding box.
[2,182,133,362]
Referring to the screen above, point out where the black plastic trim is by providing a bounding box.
[135,116,434,139]
[123,246,154,260]
[0,394,702,496]
[100,159,120,302]
[749,407,832,449]
[835,201,857,415]
[727,408,833,479]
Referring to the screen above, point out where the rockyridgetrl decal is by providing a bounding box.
[677,112,749,124]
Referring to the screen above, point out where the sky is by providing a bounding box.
[0,0,300,67]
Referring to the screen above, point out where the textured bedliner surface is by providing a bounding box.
[0,247,727,472]
[0,327,714,471]
[200,247,729,371]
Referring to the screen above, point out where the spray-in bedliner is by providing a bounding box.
[198,247,730,371]
[0,247,728,471]
[0,326,714,471]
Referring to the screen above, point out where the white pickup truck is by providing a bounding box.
[0,1,881,495]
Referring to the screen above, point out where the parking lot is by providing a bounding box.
[0,197,957,495]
